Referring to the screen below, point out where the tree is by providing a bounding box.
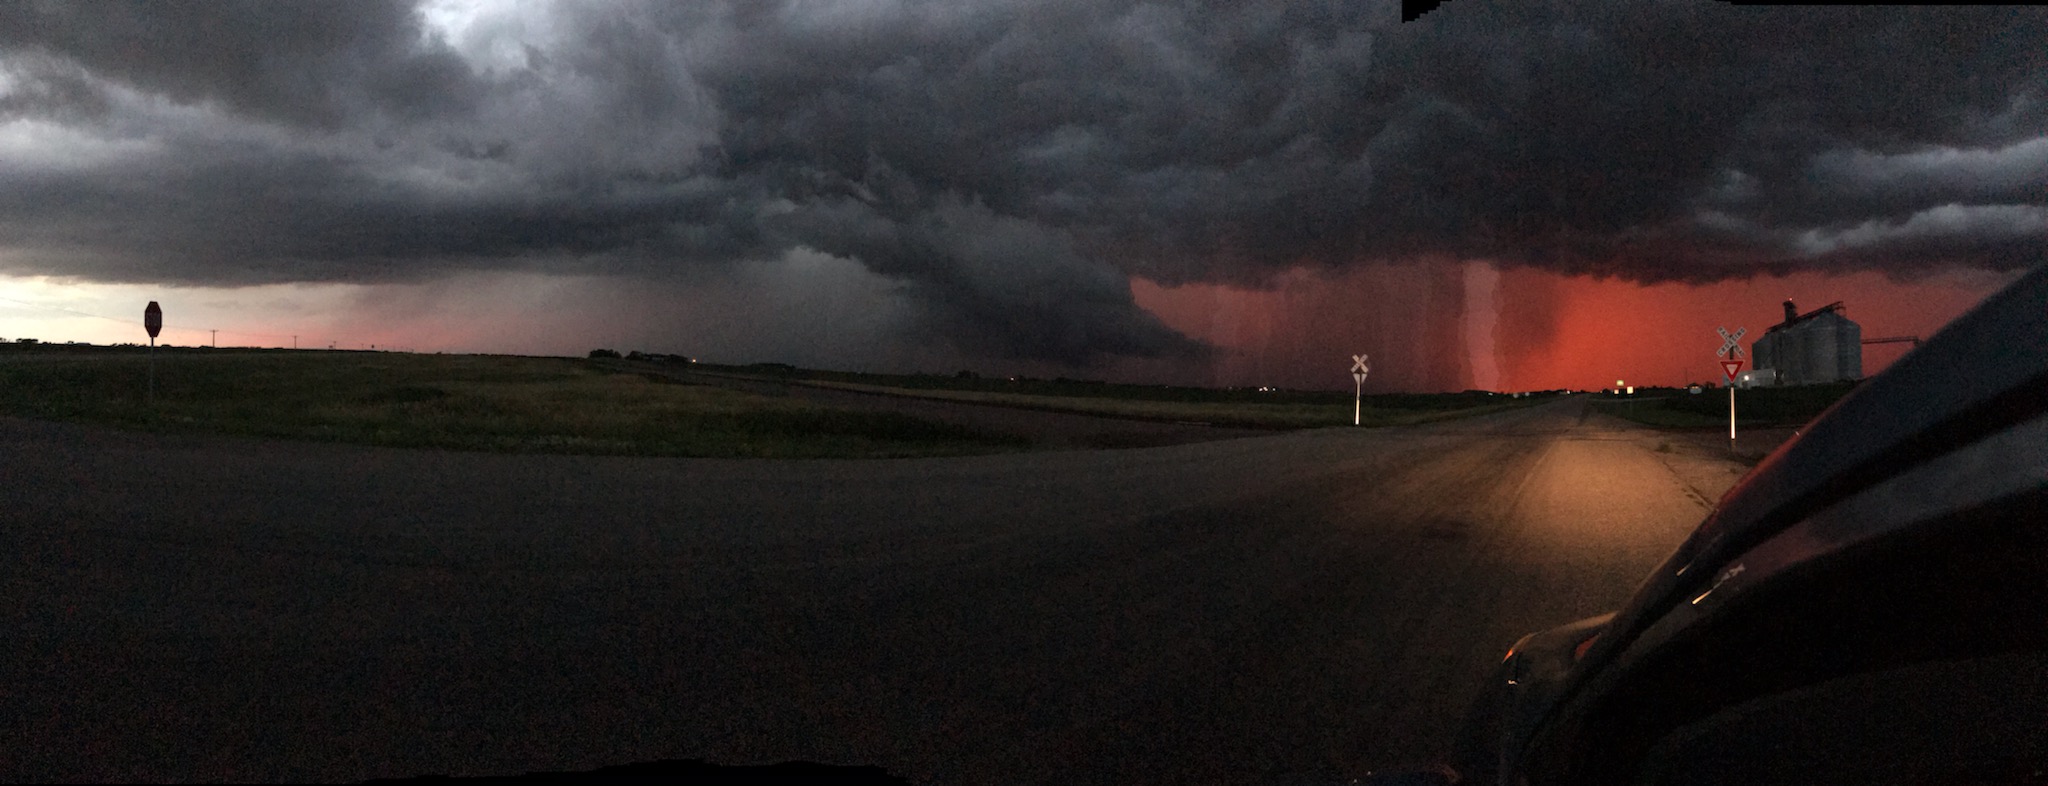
[588,348,621,359]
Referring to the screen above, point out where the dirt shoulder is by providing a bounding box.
[1586,408,1804,508]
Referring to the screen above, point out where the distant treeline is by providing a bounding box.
[1591,379,1861,428]
[590,349,696,363]
[0,340,406,355]
[1657,379,1861,424]
[2,340,265,353]
[682,360,1531,409]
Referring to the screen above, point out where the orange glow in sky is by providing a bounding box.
[1494,266,2021,391]
[7,262,2025,394]
[1133,263,2023,393]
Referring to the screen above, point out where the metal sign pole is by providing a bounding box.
[1716,326,1746,451]
[144,301,163,405]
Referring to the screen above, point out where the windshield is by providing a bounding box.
[3,2,2040,783]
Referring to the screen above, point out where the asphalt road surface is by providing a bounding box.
[4,396,1762,784]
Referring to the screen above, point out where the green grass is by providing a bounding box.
[788,378,1541,429]
[0,350,1029,458]
[1593,380,1860,430]
[693,361,1536,410]
[0,346,1560,457]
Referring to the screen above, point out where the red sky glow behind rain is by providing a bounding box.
[1131,264,2023,393]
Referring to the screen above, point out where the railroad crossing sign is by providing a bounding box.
[1717,327,1747,443]
[1350,354,1370,426]
[1716,326,1746,358]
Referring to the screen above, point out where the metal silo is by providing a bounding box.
[1751,300,1862,385]
[1836,314,1862,380]
[1804,317,1832,384]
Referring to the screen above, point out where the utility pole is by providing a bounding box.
[210,329,217,348]
[292,335,297,350]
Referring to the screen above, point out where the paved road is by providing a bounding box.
[3,397,1752,784]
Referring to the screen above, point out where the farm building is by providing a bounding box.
[1749,300,1861,387]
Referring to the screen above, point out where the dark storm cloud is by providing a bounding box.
[0,0,478,126]
[774,193,1200,360]
[1,0,2043,363]
[1332,2,2048,280]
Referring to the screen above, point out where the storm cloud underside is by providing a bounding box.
[1,0,2043,369]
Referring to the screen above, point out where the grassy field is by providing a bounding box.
[0,348,1028,458]
[694,361,1526,409]
[787,377,1542,429]
[0,346,1553,457]
[1591,380,1861,430]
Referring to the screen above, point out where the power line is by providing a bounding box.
[0,294,410,351]
[0,295,294,341]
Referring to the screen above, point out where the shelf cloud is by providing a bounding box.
[2,0,2042,366]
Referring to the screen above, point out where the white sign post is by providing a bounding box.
[1717,327,1746,444]
[1351,354,1369,426]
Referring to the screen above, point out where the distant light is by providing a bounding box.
[1627,386,1635,394]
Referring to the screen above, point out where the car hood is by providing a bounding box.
[1573,261,2048,708]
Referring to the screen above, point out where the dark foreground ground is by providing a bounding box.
[3,397,1788,784]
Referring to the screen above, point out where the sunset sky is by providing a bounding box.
[2,1,2043,392]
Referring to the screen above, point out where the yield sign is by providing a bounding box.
[1720,359,1745,380]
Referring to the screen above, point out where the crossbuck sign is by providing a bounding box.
[1716,326,1747,358]
[1351,354,1369,426]
[1717,326,1746,443]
